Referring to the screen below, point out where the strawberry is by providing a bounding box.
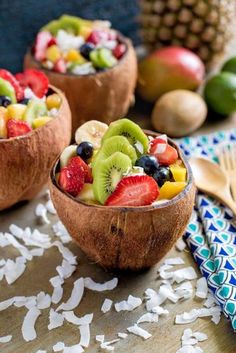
[53,58,67,73]
[150,137,178,166]
[105,175,159,207]
[0,69,24,101]
[68,156,93,183]
[59,166,84,197]
[47,37,57,47]
[87,30,109,45]
[15,69,49,98]
[7,119,32,138]
[34,31,52,61]
[113,44,126,59]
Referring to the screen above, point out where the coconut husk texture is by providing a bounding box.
[49,132,196,270]
[24,36,137,135]
[0,86,71,211]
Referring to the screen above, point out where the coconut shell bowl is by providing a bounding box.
[0,86,71,211]
[24,35,137,135]
[49,131,196,271]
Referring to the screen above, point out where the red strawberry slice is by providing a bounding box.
[7,119,32,138]
[105,175,159,207]
[59,166,85,197]
[15,69,49,98]
[0,69,24,101]
[47,37,57,47]
[150,138,178,166]
[53,58,67,73]
[68,156,93,183]
[112,44,126,59]
[87,30,109,45]
[34,31,52,61]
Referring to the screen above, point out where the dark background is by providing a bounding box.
[0,0,140,73]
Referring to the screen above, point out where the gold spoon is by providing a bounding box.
[189,157,236,216]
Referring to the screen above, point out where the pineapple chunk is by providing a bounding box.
[77,183,96,202]
[0,116,7,138]
[159,181,187,200]
[46,45,61,63]
[170,164,187,182]
[65,49,86,63]
[79,25,92,39]
[7,104,26,120]
[32,116,53,129]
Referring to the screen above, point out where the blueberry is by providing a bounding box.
[152,166,173,187]
[135,155,159,175]
[76,141,93,161]
[19,98,30,105]
[80,43,95,60]
[0,96,11,107]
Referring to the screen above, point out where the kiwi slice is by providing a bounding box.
[93,136,137,167]
[0,78,16,103]
[102,118,149,155]
[41,20,62,36]
[23,100,48,125]
[89,50,101,68]
[93,151,132,204]
[98,48,117,68]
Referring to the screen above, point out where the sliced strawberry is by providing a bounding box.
[59,166,84,197]
[0,69,24,101]
[150,138,178,166]
[53,58,67,73]
[34,31,52,61]
[7,119,32,138]
[112,44,126,59]
[105,175,159,207]
[87,30,109,45]
[68,156,93,183]
[15,69,49,98]
[47,37,57,47]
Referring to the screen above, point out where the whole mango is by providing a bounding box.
[137,46,205,102]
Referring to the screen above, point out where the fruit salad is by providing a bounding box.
[0,69,61,139]
[32,15,127,75]
[57,119,187,207]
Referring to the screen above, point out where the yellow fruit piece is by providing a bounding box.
[0,107,9,122]
[77,183,96,202]
[65,49,85,63]
[46,94,62,110]
[46,45,61,63]
[159,181,187,200]
[79,25,92,39]
[170,165,187,182]
[7,104,26,120]
[32,116,53,129]
[0,116,7,138]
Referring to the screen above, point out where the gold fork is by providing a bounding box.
[218,144,236,201]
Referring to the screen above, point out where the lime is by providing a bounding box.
[221,57,236,74]
[204,72,236,115]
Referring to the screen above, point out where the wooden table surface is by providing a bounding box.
[1,51,236,353]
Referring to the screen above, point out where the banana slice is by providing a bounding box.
[60,145,77,168]
[75,120,108,150]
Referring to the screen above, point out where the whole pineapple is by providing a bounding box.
[139,0,235,66]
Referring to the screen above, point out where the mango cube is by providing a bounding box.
[170,164,187,182]
[159,181,187,200]
[32,116,53,129]
[46,94,62,110]
[46,45,61,63]
[7,104,26,120]
[65,49,85,63]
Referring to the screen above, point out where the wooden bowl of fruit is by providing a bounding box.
[0,68,71,211]
[24,15,137,134]
[49,118,195,270]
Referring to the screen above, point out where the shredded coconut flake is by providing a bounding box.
[84,277,118,291]
[115,295,142,312]
[53,342,65,352]
[195,277,208,299]
[0,335,12,343]
[0,297,15,311]
[96,335,105,343]
[127,324,151,340]
[52,221,71,243]
[46,199,57,215]
[48,309,64,330]
[4,258,26,284]
[36,291,51,309]
[53,241,77,265]
[101,299,113,313]
[35,204,50,224]
[56,259,76,279]
[79,324,90,348]
[117,332,128,339]
[56,278,84,311]
[63,311,93,325]
[137,312,159,324]
[176,238,187,251]
[164,257,185,265]
[22,307,41,342]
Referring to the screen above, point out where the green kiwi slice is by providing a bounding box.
[98,48,117,68]
[93,136,137,167]
[0,78,16,103]
[102,118,149,155]
[23,100,48,125]
[92,151,132,204]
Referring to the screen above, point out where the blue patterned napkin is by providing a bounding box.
[178,130,236,331]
